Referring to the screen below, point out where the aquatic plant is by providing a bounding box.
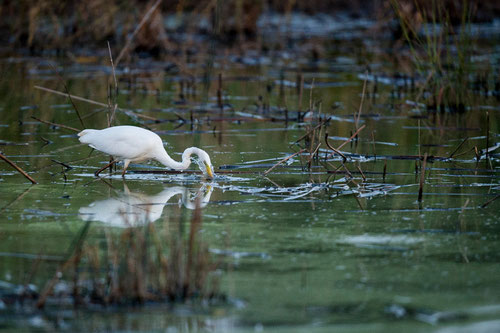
[390,0,475,112]
[33,198,222,308]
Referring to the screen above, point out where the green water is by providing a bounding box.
[0,44,499,333]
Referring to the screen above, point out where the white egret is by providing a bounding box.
[78,125,214,178]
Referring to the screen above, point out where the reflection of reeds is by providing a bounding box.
[36,198,220,309]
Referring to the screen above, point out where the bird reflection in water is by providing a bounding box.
[79,183,213,227]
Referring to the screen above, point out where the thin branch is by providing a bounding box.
[481,194,500,208]
[337,124,366,150]
[356,164,366,182]
[107,41,118,126]
[35,86,107,107]
[31,116,80,132]
[34,86,159,122]
[307,143,322,164]
[107,41,118,92]
[48,63,85,129]
[0,152,37,184]
[418,153,428,202]
[115,0,163,66]
[263,149,306,175]
[293,116,331,144]
[325,133,347,162]
[449,137,469,158]
[355,73,367,129]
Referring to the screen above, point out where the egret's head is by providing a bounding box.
[195,150,214,179]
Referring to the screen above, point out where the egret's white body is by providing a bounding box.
[78,125,214,177]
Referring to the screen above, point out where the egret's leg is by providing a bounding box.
[122,160,130,177]
[95,160,117,176]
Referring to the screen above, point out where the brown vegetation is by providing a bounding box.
[1,0,499,55]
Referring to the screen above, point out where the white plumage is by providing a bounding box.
[78,125,214,178]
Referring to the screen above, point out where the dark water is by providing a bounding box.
[1,14,500,332]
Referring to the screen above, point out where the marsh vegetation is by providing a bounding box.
[0,1,499,331]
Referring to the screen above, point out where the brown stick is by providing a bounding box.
[48,63,85,129]
[35,86,107,107]
[297,73,304,113]
[452,146,476,158]
[115,0,163,66]
[294,117,331,144]
[263,149,306,175]
[34,86,159,122]
[108,41,118,93]
[337,124,366,150]
[217,73,223,109]
[371,131,376,161]
[383,159,387,182]
[481,194,500,208]
[355,73,368,129]
[485,111,490,167]
[449,137,469,158]
[95,160,117,177]
[356,164,366,182]
[324,133,348,162]
[107,40,118,126]
[0,152,37,184]
[307,143,322,166]
[31,116,80,132]
[418,153,428,202]
[341,163,354,179]
[0,185,34,213]
[309,78,315,112]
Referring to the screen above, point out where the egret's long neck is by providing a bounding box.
[154,147,199,170]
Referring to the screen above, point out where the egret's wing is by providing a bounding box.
[83,127,158,160]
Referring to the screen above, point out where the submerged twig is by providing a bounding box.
[355,72,368,129]
[356,164,366,182]
[294,117,331,144]
[51,159,72,170]
[449,137,469,158]
[307,143,322,168]
[0,186,34,213]
[371,131,376,161]
[325,133,347,162]
[383,160,387,182]
[481,194,500,208]
[263,149,306,175]
[418,153,428,202]
[297,73,304,112]
[485,111,490,167]
[337,124,366,150]
[31,116,80,132]
[0,152,37,184]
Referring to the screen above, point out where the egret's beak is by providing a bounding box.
[204,162,214,178]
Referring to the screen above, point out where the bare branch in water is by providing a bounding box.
[264,149,306,175]
[0,152,37,184]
